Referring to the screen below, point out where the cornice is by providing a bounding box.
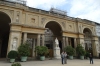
[10,23,46,30]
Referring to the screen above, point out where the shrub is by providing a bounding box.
[35,46,48,56]
[11,62,21,66]
[18,43,30,56]
[8,50,18,59]
[85,51,89,57]
[64,46,75,56]
[76,44,86,56]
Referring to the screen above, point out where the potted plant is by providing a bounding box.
[85,51,89,59]
[76,44,86,60]
[11,62,21,66]
[18,42,30,62]
[8,50,18,63]
[64,46,75,60]
[35,46,48,61]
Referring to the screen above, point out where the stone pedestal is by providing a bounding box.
[54,46,61,59]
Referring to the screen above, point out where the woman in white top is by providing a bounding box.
[61,51,64,64]
[64,52,67,64]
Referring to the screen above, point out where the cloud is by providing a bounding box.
[69,0,100,23]
[26,0,100,23]
[26,0,67,10]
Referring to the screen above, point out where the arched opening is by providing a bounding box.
[83,28,92,53]
[0,11,11,58]
[45,21,62,57]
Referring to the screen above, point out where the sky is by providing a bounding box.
[25,0,100,23]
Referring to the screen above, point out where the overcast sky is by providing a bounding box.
[26,0,100,23]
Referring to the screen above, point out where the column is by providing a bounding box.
[37,34,40,46]
[32,39,35,57]
[74,38,77,56]
[65,37,68,46]
[41,34,45,46]
[91,40,95,56]
[7,31,12,53]
[23,32,27,43]
[74,38,77,48]
[62,36,66,49]
[92,40,97,57]
[77,38,80,44]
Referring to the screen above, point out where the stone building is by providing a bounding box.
[0,0,99,58]
[95,22,100,54]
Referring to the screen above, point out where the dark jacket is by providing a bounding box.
[61,53,64,58]
[89,54,93,59]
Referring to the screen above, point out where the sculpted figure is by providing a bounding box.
[55,38,59,48]
[12,38,17,50]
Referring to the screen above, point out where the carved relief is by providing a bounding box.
[68,24,73,30]
[69,25,72,29]
[16,11,20,22]
[61,22,65,28]
[67,22,75,32]
[0,8,14,21]
[0,8,13,15]
[79,26,81,33]
[8,10,14,15]
[41,18,46,24]
[27,14,39,27]
[31,18,35,23]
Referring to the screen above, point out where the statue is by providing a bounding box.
[55,38,59,49]
[12,38,17,50]
[16,12,19,22]
[54,38,61,59]
[55,38,59,44]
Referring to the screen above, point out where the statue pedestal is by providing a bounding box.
[54,47,61,59]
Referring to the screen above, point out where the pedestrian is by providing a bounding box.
[61,51,64,64]
[89,53,93,64]
[64,52,67,64]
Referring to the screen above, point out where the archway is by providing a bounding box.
[45,21,62,57]
[0,11,11,58]
[83,28,92,53]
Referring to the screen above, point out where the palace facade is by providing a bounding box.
[0,1,99,58]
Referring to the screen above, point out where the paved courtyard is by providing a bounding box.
[0,59,100,66]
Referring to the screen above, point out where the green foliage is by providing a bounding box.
[11,62,21,66]
[85,51,89,57]
[18,43,30,56]
[64,46,75,56]
[8,50,18,59]
[35,46,48,56]
[76,44,86,56]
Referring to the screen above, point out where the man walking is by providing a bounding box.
[89,53,93,64]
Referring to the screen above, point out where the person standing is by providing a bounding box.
[61,51,64,64]
[64,52,67,64]
[89,53,93,64]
